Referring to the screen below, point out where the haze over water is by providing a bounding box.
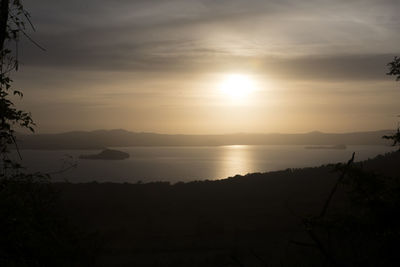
[17,145,395,183]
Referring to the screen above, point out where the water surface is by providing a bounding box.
[15,145,395,183]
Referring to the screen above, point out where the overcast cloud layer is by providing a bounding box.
[21,0,399,73]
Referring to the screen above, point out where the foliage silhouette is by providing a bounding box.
[384,56,400,146]
[292,58,400,266]
[387,56,400,81]
[0,0,35,174]
[0,1,100,266]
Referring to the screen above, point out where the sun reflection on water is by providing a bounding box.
[217,145,253,178]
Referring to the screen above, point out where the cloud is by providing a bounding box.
[17,0,399,81]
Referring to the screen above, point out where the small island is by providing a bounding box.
[304,144,347,150]
[79,149,130,160]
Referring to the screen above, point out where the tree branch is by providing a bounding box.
[0,0,9,52]
[319,152,355,218]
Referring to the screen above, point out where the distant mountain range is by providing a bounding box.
[15,129,395,150]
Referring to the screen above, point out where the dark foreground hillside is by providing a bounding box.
[55,151,400,266]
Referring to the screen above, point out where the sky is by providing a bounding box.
[12,0,400,134]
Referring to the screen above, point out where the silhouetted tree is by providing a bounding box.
[1,0,35,173]
[383,56,400,146]
[387,56,400,81]
[292,58,400,266]
[0,1,99,266]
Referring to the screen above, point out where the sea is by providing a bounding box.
[12,145,396,183]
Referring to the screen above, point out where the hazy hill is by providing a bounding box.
[17,129,394,150]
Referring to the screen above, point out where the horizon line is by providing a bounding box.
[20,128,395,136]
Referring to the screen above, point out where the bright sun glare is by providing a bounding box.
[219,74,258,100]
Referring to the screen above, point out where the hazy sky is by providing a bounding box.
[13,0,400,134]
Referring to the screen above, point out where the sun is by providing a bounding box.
[219,74,258,100]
